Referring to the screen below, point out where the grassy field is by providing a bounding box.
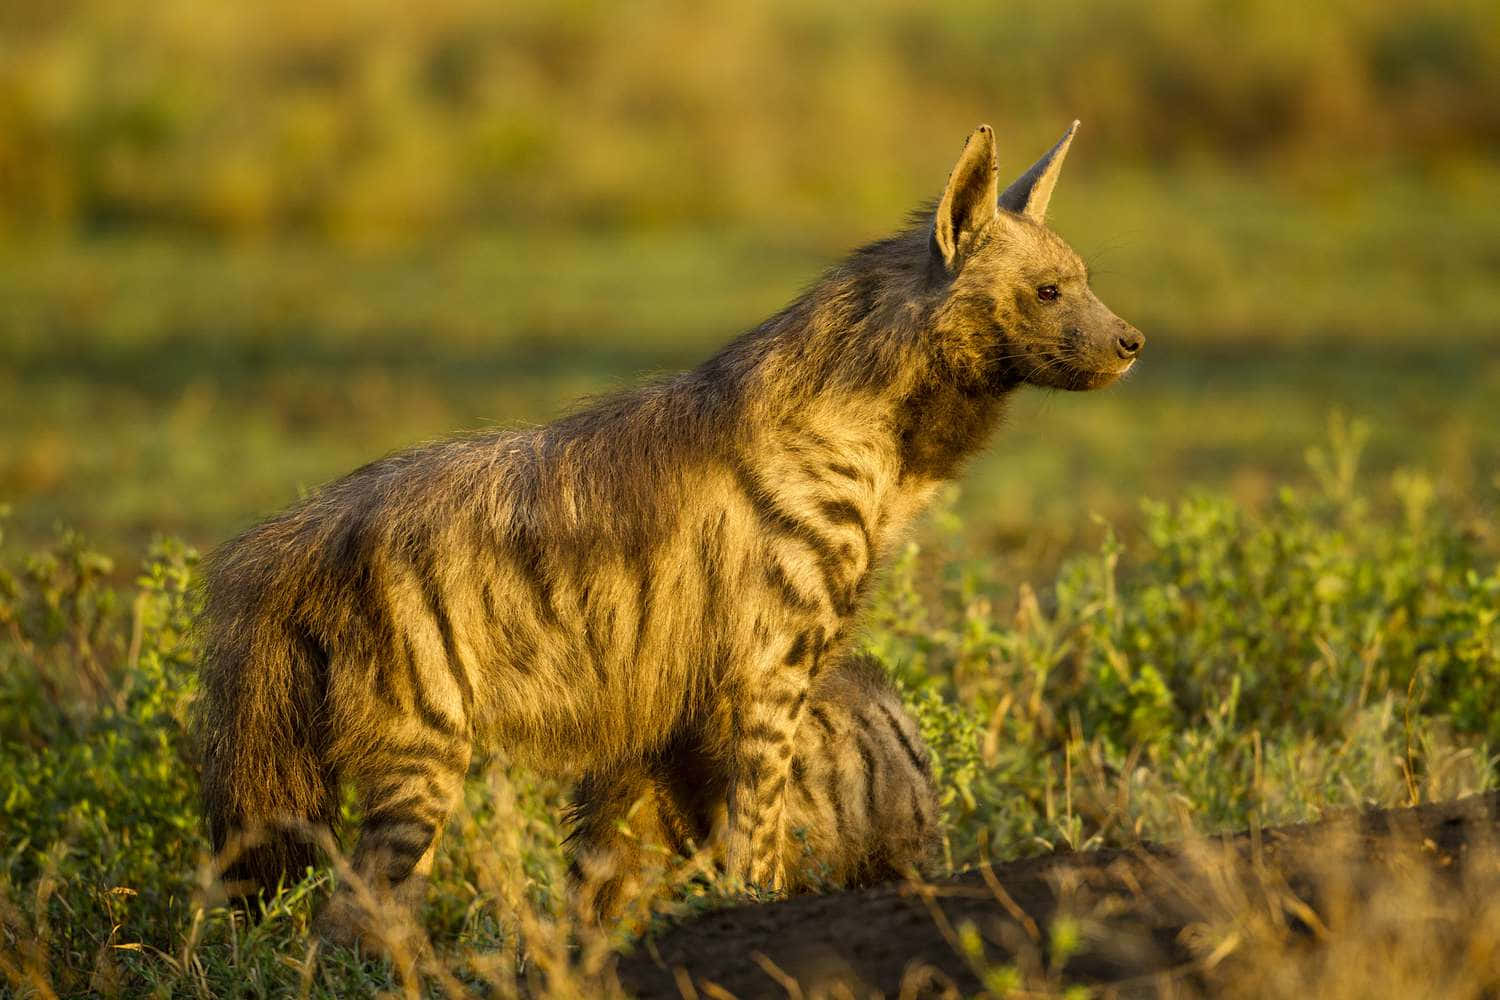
[2,173,1499,996]
[3,1,1500,994]
[5,0,1499,238]
[5,164,1499,570]
[2,445,1497,996]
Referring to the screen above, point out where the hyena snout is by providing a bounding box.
[1070,316,1143,376]
[1084,308,1145,371]
[1114,320,1144,360]
[1049,312,1143,391]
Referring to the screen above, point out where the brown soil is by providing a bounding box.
[615,792,1500,998]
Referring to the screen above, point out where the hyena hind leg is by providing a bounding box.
[568,748,724,924]
[567,770,680,925]
[316,736,472,953]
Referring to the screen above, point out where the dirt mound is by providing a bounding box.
[616,793,1500,998]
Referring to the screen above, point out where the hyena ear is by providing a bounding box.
[932,124,999,272]
[998,120,1079,223]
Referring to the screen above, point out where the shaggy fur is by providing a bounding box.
[194,120,1142,943]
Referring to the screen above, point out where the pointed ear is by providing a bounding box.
[998,120,1079,223]
[932,125,999,271]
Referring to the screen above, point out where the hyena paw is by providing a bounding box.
[314,886,430,960]
[313,893,368,951]
[745,858,787,896]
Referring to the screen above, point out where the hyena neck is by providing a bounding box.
[725,226,1014,486]
[696,225,1014,561]
[890,378,1011,482]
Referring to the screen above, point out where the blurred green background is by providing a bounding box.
[2,0,1497,567]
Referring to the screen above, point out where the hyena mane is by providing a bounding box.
[195,120,1141,944]
[567,652,940,921]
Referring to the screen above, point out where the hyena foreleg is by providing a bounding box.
[722,628,824,889]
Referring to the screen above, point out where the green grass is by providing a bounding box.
[1,442,1496,996]
[1,150,1498,998]
[4,165,1499,568]
[4,3,1499,991]
[5,0,1499,238]
[2,1,1500,995]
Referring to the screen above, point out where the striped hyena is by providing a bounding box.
[196,120,1142,944]
[568,652,939,921]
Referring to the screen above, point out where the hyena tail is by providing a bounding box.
[198,609,339,904]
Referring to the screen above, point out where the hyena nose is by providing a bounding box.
[1116,328,1144,359]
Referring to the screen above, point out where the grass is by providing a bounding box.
[4,163,1499,567]
[0,431,1496,996]
[5,0,1499,238]
[3,1,1498,991]
[2,51,1498,991]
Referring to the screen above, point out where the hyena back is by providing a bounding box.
[568,652,940,920]
[196,120,1141,943]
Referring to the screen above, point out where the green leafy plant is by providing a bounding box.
[1,427,1496,996]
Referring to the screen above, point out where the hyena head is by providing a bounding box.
[930,121,1143,392]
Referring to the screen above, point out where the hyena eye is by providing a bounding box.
[1037,284,1060,302]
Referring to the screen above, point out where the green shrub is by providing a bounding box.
[0,438,1495,995]
[868,440,1497,864]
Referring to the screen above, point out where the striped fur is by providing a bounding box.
[193,121,1141,945]
[568,652,939,920]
